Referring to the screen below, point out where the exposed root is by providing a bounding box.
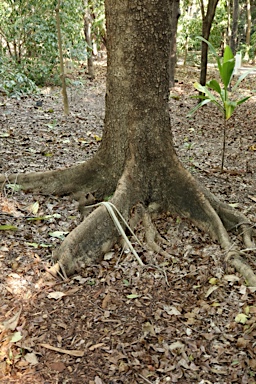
[0,154,116,197]
[52,161,137,275]
[203,187,254,246]
[226,251,256,287]
[142,209,173,259]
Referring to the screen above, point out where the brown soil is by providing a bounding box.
[0,62,256,384]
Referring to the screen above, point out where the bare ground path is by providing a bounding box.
[0,63,256,383]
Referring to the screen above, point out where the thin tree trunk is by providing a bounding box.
[55,0,69,116]
[199,0,219,87]
[84,0,95,79]
[230,0,239,54]
[226,0,231,47]
[244,0,251,61]
[169,0,180,87]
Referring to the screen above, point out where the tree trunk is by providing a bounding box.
[169,0,180,87]
[56,0,69,116]
[230,0,239,54]
[84,0,95,79]
[0,0,255,285]
[226,0,231,48]
[244,0,251,61]
[199,0,219,87]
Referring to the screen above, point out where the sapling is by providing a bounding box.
[189,37,252,171]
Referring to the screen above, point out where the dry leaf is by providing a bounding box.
[24,352,39,365]
[102,292,111,309]
[95,376,103,384]
[236,337,249,348]
[2,307,22,331]
[40,343,84,357]
[248,195,256,203]
[163,305,181,316]
[48,361,66,372]
[88,343,105,351]
[142,322,156,337]
[205,285,218,298]
[47,291,65,300]
[169,341,184,351]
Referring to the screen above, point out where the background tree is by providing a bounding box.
[169,0,180,87]
[0,0,255,285]
[244,0,252,60]
[199,0,219,86]
[230,0,239,54]
[84,0,95,79]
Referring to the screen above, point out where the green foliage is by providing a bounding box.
[177,1,227,65]
[190,37,251,120]
[0,57,38,98]
[189,37,252,170]
[0,0,104,91]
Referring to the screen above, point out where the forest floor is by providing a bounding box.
[0,61,256,384]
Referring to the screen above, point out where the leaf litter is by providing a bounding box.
[0,62,256,383]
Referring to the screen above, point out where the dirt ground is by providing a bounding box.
[0,61,256,384]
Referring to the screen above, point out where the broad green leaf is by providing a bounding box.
[196,36,218,58]
[207,79,221,95]
[0,224,18,231]
[225,100,236,120]
[219,60,235,88]
[237,96,250,105]
[196,36,221,71]
[193,82,217,102]
[223,45,234,63]
[187,99,211,117]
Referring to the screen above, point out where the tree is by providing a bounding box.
[199,0,219,86]
[1,0,255,285]
[169,0,180,87]
[244,0,252,60]
[230,0,239,54]
[84,0,95,79]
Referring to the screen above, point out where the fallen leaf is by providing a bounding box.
[163,305,181,316]
[236,337,249,348]
[28,201,39,214]
[49,231,69,240]
[102,292,111,309]
[248,195,256,203]
[10,331,23,343]
[0,225,18,231]
[169,341,184,351]
[2,307,22,331]
[48,361,66,372]
[95,376,103,384]
[235,313,248,324]
[40,343,84,357]
[126,294,140,299]
[205,285,218,298]
[47,291,65,300]
[223,274,240,283]
[88,343,105,351]
[24,352,39,365]
[142,321,156,337]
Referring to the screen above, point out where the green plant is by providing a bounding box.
[188,37,252,171]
